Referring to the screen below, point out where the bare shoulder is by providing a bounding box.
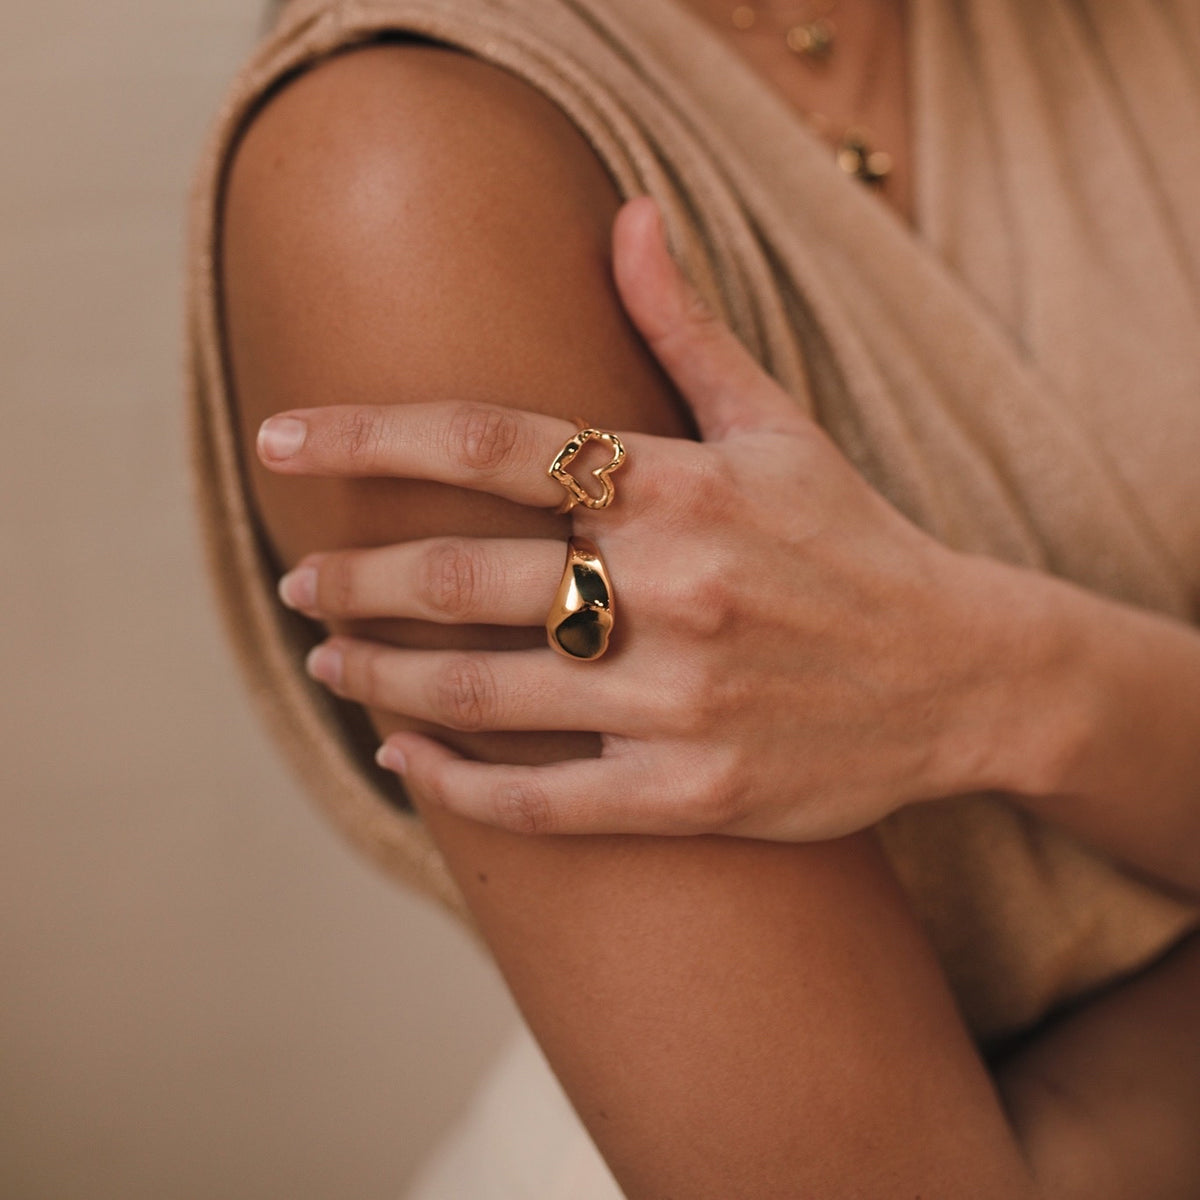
[221,39,689,566]
[224,40,622,285]
[229,38,618,201]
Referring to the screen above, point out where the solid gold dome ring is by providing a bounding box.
[546,536,615,661]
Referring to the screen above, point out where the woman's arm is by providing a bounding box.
[977,557,1200,899]
[220,42,1196,1196]
[261,202,1200,901]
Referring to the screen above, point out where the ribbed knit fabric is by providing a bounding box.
[187,0,1199,1038]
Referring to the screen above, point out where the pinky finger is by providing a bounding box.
[376,734,701,837]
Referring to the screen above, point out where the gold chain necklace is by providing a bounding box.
[731,0,837,59]
[728,0,893,188]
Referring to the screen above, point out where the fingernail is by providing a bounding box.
[258,417,307,461]
[375,743,407,774]
[278,565,318,611]
[305,643,343,688]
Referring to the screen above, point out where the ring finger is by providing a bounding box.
[279,537,567,626]
[306,641,635,734]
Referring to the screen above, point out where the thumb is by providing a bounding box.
[611,195,802,440]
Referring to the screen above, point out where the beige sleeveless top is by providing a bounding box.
[187,0,1200,1038]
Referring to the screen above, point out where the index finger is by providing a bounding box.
[257,400,628,511]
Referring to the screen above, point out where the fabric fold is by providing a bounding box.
[188,0,1199,1037]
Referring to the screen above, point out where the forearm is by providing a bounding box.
[420,806,1039,1200]
[960,553,1200,899]
[427,779,1199,1200]
[998,930,1200,1200]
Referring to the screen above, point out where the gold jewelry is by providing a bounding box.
[728,0,894,189]
[731,1,836,60]
[548,427,627,514]
[834,126,892,187]
[786,18,835,58]
[546,537,615,661]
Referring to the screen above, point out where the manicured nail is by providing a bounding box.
[257,416,307,461]
[305,643,343,687]
[278,565,318,611]
[375,743,407,774]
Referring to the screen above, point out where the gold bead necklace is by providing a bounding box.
[730,1,837,60]
[728,0,893,189]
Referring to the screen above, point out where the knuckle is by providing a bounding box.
[334,642,381,705]
[421,539,482,620]
[319,554,360,616]
[691,773,741,831]
[357,647,389,707]
[653,447,736,524]
[657,663,722,737]
[687,553,739,636]
[433,657,495,732]
[670,756,742,832]
[448,404,520,473]
[684,450,737,517]
[678,698,716,741]
[681,281,725,336]
[421,760,451,810]
[338,407,388,466]
[493,779,554,835]
[694,664,733,729]
[671,706,709,740]
[648,552,737,639]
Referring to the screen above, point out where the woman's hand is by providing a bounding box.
[256,197,1048,841]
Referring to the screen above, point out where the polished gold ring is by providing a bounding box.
[548,427,626,514]
[546,536,615,661]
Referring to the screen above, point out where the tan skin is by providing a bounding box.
[220,6,1200,1196]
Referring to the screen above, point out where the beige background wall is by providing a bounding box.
[1,4,518,1196]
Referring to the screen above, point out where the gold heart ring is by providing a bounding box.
[546,536,615,661]
[548,427,627,514]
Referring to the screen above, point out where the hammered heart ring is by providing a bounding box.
[548,427,627,514]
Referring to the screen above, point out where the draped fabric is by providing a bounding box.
[187,0,1199,1039]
